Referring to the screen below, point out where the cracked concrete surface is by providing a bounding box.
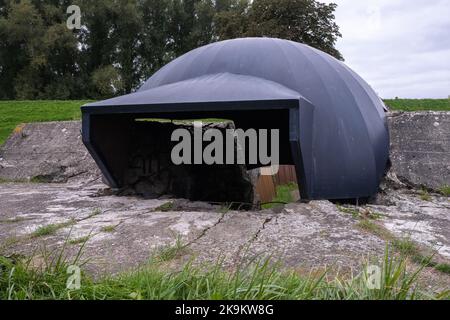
[0,182,448,286]
[367,190,450,258]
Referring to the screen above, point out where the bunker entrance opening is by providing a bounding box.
[87,108,301,205]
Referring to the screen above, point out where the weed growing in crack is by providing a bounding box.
[0,178,29,184]
[438,185,450,197]
[435,263,450,274]
[356,222,449,276]
[419,189,431,201]
[31,220,75,238]
[100,225,117,233]
[88,208,102,218]
[393,237,421,257]
[154,202,174,212]
[154,235,187,262]
[356,220,393,240]
[68,236,91,245]
[337,206,383,220]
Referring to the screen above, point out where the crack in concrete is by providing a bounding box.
[185,211,228,247]
[231,214,278,265]
[250,215,277,244]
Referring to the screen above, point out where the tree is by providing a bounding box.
[111,0,142,94]
[0,0,81,99]
[0,0,343,99]
[92,65,123,97]
[246,0,343,60]
[0,0,45,99]
[214,0,250,40]
[139,0,172,79]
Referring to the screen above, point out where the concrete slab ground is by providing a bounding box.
[0,182,448,292]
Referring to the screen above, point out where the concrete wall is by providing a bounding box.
[0,121,100,183]
[388,111,450,190]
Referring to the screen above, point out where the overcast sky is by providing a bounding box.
[318,0,450,98]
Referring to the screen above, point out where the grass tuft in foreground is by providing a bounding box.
[0,244,448,300]
[154,235,188,262]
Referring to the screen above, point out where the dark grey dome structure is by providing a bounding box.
[82,37,390,201]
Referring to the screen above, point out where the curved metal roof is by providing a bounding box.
[82,38,390,200]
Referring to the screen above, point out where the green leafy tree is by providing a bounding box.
[0,0,44,99]
[214,0,250,40]
[111,0,142,94]
[0,0,343,99]
[0,0,81,99]
[246,0,343,60]
[139,0,172,77]
[92,65,123,98]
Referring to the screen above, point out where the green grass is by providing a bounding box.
[31,221,75,238]
[392,238,422,259]
[0,245,447,300]
[337,206,384,220]
[100,225,117,233]
[86,208,102,219]
[356,220,394,240]
[435,263,450,275]
[68,236,91,245]
[0,100,89,145]
[154,236,188,262]
[391,238,450,275]
[439,185,450,197]
[419,189,432,201]
[262,183,298,209]
[154,202,175,212]
[384,98,450,112]
[0,177,29,184]
[356,219,450,276]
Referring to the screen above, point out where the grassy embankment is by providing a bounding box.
[384,98,449,112]
[0,101,89,146]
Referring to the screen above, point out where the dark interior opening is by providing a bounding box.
[89,108,296,204]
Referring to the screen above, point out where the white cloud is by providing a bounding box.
[319,0,450,98]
